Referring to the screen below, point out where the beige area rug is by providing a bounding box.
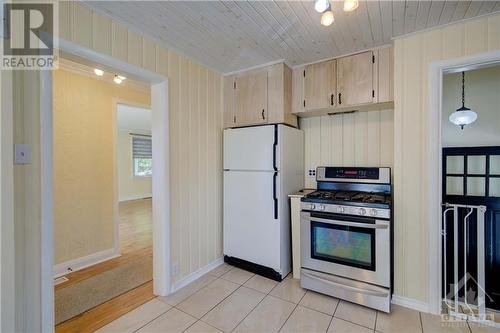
[55,256,153,324]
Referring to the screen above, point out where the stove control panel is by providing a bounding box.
[316,167,390,184]
[300,202,390,219]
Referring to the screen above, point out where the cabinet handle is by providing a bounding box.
[330,94,334,106]
[262,109,265,120]
[338,93,342,105]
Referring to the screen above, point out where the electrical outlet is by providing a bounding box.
[307,169,316,178]
[171,263,179,277]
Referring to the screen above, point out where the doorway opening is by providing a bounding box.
[52,58,154,325]
[436,61,500,326]
[39,40,170,331]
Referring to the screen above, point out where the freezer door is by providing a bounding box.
[223,125,279,171]
[223,170,281,271]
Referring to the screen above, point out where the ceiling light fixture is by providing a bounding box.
[117,75,126,80]
[343,0,359,12]
[113,75,123,84]
[94,68,104,76]
[320,9,334,26]
[449,71,477,130]
[314,0,330,13]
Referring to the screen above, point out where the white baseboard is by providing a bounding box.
[119,194,152,202]
[171,257,224,293]
[392,294,430,313]
[53,248,120,278]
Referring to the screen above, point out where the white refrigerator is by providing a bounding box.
[223,124,304,280]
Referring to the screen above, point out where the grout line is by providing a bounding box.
[277,290,308,333]
[229,289,269,332]
[331,301,377,331]
[132,305,174,333]
[374,310,379,332]
[174,282,244,320]
[419,311,424,333]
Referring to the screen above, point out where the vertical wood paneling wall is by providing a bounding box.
[57,1,223,284]
[301,110,393,188]
[393,13,500,303]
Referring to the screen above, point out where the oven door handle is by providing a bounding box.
[301,214,388,229]
[302,270,389,297]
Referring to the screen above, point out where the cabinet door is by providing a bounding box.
[376,47,393,103]
[223,75,236,127]
[235,70,268,126]
[337,51,374,106]
[304,60,336,110]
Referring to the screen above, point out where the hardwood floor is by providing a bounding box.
[55,281,155,333]
[55,198,153,331]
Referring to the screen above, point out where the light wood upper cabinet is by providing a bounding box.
[376,47,394,103]
[235,70,268,126]
[304,60,336,110]
[337,51,374,107]
[223,63,297,129]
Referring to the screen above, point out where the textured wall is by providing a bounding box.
[393,13,500,303]
[53,69,150,264]
[301,109,394,188]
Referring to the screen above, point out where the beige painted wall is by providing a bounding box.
[442,66,500,147]
[301,109,393,188]
[393,13,500,303]
[53,68,150,264]
[117,130,152,201]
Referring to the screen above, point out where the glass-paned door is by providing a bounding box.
[442,146,500,311]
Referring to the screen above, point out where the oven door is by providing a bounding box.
[300,211,390,287]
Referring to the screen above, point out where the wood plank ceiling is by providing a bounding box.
[84,1,500,74]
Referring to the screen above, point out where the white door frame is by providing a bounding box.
[427,50,500,315]
[40,38,170,330]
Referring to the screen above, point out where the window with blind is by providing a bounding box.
[132,135,152,177]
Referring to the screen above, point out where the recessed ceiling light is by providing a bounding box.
[314,0,329,13]
[320,10,334,27]
[113,75,123,84]
[94,68,104,76]
[117,75,126,80]
[343,0,359,12]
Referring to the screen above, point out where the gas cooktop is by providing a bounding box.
[301,190,391,209]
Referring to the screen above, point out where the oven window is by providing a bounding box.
[311,221,376,271]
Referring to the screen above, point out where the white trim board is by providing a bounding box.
[171,258,224,293]
[53,248,120,278]
[392,295,430,313]
[119,194,152,202]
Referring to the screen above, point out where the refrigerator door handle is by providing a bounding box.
[273,125,278,171]
[273,171,278,220]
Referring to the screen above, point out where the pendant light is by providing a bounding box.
[449,72,477,130]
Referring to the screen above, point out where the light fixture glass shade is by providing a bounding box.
[343,0,359,12]
[320,10,334,26]
[315,0,329,13]
[449,106,477,129]
[94,68,104,76]
[113,75,123,84]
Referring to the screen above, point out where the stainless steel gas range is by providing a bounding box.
[300,167,392,313]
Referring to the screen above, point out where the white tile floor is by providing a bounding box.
[97,264,499,333]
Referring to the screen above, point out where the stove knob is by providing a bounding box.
[310,204,316,210]
[370,209,378,216]
[336,206,345,213]
[358,208,366,215]
[319,205,326,211]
